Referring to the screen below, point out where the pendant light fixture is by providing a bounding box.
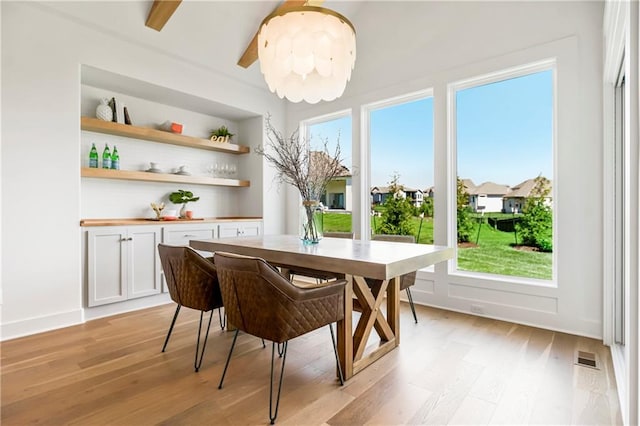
[257,5,356,104]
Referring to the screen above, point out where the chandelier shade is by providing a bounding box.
[257,6,356,104]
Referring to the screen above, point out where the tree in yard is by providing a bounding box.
[418,196,434,218]
[516,175,553,252]
[378,174,414,236]
[457,177,475,243]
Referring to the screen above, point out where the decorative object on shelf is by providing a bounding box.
[174,165,191,176]
[146,162,162,173]
[256,115,344,244]
[111,145,120,170]
[124,106,132,125]
[162,209,178,220]
[96,98,113,122]
[108,97,118,123]
[257,6,356,104]
[161,121,183,134]
[185,210,194,219]
[150,202,165,220]
[210,125,234,143]
[102,144,111,169]
[169,189,200,219]
[89,143,99,168]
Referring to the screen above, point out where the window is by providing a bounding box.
[368,93,434,243]
[452,64,554,281]
[304,113,353,232]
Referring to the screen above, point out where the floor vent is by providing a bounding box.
[576,351,598,369]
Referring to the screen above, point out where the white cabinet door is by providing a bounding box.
[86,226,161,306]
[87,227,127,307]
[128,227,162,299]
[218,221,262,238]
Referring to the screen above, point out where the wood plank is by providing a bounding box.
[1,304,622,425]
[81,167,250,187]
[145,0,182,31]
[81,117,250,154]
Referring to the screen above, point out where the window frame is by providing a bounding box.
[447,59,558,286]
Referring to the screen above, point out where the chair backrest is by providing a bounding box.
[214,251,345,343]
[323,232,354,239]
[371,235,416,290]
[158,244,223,312]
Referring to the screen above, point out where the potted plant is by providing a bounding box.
[169,189,199,218]
[210,125,235,143]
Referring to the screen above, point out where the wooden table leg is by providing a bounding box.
[337,274,354,380]
[388,275,400,344]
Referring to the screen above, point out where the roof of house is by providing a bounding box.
[371,185,421,194]
[462,179,476,192]
[310,151,351,178]
[505,178,553,198]
[469,181,510,196]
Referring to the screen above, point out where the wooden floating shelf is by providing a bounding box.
[81,167,250,187]
[81,117,250,155]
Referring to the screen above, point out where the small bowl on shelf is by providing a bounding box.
[162,209,177,220]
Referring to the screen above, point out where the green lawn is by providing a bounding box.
[458,221,552,280]
[323,212,552,280]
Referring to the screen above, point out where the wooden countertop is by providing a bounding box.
[80,217,262,227]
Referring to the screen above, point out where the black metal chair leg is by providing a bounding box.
[218,307,226,330]
[406,288,418,323]
[269,341,288,424]
[194,310,214,372]
[277,342,285,357]
[328,324,344,385]
[162,305,181,352]
[218,329,240,389]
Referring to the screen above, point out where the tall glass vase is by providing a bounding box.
[300,200,323,244]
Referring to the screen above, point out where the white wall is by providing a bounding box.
[287,1,604,338]
[1,2,285,339]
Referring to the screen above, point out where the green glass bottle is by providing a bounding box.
[102,144,111,169]
[89,143,99,168]
[111,145,120,170]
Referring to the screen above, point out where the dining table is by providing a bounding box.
[190,234,454,380]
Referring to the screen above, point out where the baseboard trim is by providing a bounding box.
[1,308,84,341]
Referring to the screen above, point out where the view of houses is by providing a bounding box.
[368,177,552,213]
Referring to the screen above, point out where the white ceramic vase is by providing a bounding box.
[96,98,113,122]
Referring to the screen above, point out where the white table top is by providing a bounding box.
[190,234,454,280]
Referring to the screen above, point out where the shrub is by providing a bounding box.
[378,174,414,236]
[516,175,553,251]
[457,177,474,243]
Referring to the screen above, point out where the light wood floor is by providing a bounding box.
[2,302,622,425]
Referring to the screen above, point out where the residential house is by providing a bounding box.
[311,151,353,210]
[503,178,553,213]
[467,181,511,213]
[3,1,637,423]
[371,185,423,207]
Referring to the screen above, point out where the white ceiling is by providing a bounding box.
[43,1,367,93]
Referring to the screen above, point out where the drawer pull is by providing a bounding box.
[184,234,197,237]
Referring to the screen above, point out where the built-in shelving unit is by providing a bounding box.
[81,167,249,187]
[81,117,250,154]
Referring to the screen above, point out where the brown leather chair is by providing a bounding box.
[214,251,345,424]
[158,244,224,372]
[370,234,419,323]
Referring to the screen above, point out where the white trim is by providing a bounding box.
[447,59,557,285]
[1,308,83,341]
[360,88,434,241]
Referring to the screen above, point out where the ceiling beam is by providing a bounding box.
[237,0,324,69]
[145,0,182,32]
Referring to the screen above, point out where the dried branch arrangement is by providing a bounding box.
[256,115,344,202]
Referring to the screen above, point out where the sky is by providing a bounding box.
[307,69,553,190]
